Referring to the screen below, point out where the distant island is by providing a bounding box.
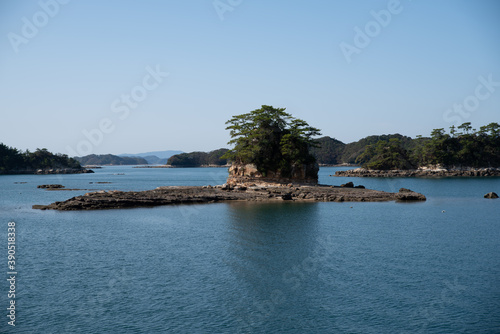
[334,122,500,177]
[167,149,230,167]
[118,150,183,164]
[0,144,92,175]
[75,154,148,166]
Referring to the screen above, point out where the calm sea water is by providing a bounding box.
[1,166,499,334]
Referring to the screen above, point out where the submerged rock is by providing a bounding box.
[37,184,65,189]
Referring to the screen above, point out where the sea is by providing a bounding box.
[0,166,499,334]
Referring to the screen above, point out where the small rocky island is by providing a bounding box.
[32,185,425,211]
[334,167,500,177]
[33,106,425,211]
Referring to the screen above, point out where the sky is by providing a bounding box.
[0,0,499,156]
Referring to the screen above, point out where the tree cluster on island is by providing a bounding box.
[221,105,321,178]
[0,144,82,173]
[357,122,500,169]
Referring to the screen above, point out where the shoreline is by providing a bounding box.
[0,168,94,175]
[32,184,425,211]
[333,167,500,177]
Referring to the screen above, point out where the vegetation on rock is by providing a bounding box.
[221,105,321,177]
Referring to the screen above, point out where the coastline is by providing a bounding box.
[33,184,425,211]
[333,167,500,177]
[0,168,94,175]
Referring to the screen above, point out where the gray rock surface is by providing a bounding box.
[33,185,426,210]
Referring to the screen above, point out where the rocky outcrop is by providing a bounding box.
[333,167,500,177]
[484,192,499,199]
[397,188,426,201]
[226,163,319,187]
[33,185,426,210]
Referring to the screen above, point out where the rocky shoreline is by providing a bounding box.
[32,184,426,211]
[0,168,94,175]
[333,167,500,177]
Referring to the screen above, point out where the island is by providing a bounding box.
[333,122,500,177]
[0,144,93,175]
[75,154,148,166]
[33,106,425,211]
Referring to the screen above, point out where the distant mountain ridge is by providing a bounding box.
[118,150,184,165]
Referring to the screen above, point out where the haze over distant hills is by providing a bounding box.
[75,154,148,166]
[119,150,184,165]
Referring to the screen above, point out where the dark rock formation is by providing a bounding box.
[37,184,65,189]
[484,192,499,199]
[226,163,319,186]
[341,182,354,188]
[33,185,426,211]
[397,188,426,201]
[333,167,500,177]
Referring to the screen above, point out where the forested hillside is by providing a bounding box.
[167,149,230,167]
[0,144,82,173]
[75,154,148,166]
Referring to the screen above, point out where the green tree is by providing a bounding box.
[359,138,415,170]
[222,105,321,177]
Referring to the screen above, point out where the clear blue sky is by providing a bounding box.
[1,0,499,156]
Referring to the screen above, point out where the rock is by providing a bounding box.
[37,184,65,189]
[354,185,365,189]
[341,182,354,188]
[33,184,426,210]
[396,188,426,201]
[226,162,319,187]
[484,192,499,199]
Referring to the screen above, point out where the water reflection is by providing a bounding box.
[223,201,330,331]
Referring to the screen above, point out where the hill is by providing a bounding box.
[165,135,415,167]
[167,149,230,167]
[340,134,415,164]
[75,154,148,166]
[119,150,183,159]
[309,137,346,165]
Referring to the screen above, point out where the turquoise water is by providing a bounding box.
[1,167,499,333]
